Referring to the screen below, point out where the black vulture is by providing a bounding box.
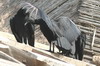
[56,17,86,60]
[10,8,35,47]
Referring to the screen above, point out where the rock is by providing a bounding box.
[93,55,100,66]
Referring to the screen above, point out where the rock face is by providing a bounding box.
[0,31,96,66]
[93,56,100,66]
[0,0,100,65]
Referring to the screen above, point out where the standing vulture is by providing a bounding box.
[56,17,86,60]
[10,8,35,47]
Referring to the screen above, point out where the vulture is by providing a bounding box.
[10,7,35,47]
[56,17,86,60]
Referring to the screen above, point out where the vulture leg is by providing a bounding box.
[75,31,86,60]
